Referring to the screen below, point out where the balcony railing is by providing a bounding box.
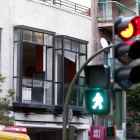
[40,0,90,16]
[97,1,136,22]
[97,58,114,78]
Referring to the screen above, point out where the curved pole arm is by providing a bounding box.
[62,44,113,140]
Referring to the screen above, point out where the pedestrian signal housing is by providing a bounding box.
[83,65,110,114]
[84,65,110,89]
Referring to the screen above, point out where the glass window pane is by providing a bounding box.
[55,38,62,49]
[64,39,71,50]
[23,43,47,80]
[64,51,76,83]
[79,55,86,77]
[14,29,20,41]
[77,77,85,86]
[64,51,76,62]
[33,32,43,44]
[47,48,52,80]
[80,43,86,53]
[44,34,53,46]
[14,42,20,77]
[22,43,36,78]
[70,85,79,106]
[55,83,62,105]
[79,86,85,107]
[13,78,20,102]
[32,79,43,103]
[23,30,32,41]
[22,78,32,103]
[44,81,52,105]
[72,41,79,52]
[64,84,69,104]
[55,50,62,82]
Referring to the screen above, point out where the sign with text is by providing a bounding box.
[90,126,106,140]
[23,79,42,87]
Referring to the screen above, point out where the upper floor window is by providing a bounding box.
[55,36,88,109]
[13,26,88,112]
[13,26,55,107]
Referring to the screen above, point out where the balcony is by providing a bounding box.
[97,58,114,79]
[39,0,90,16]
[97,1,136,22]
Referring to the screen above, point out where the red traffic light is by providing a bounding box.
[118,17,140,40]
[119,22,135,40]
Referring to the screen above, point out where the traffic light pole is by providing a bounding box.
[115,90,126,140]
[62,44,113,140]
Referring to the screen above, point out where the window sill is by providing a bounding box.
[12,102,55,111]
[55,105,86,112]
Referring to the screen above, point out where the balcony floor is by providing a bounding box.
[98,22,113,32]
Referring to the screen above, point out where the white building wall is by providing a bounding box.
[0,0,92,94]
[120,0,137,13]
[0,0,92,139]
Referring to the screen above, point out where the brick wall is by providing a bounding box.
[91,0,112,127]
[91,0,112,65]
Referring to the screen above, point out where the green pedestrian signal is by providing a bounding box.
[83,88,110,114]
[92,92,103,110]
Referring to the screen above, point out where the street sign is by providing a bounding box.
[90,126,106,140]
[62,107,73,123]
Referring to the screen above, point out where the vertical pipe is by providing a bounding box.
[52,35,55,105]
[60,0,61,7]
[62,38,64,106]
[19,29,23,103]
[89,8,91,16]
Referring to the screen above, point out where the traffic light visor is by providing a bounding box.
[118,17,140,40]
[119,22,135,40]
[133,17,140,36]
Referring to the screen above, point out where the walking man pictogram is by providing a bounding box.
[92,93,103,110]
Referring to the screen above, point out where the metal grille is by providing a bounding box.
[39,0,90,17]
[27,128,63,140]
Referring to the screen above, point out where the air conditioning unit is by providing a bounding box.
[22,87,31,102]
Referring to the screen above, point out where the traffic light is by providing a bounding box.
[114,16,140,90]
[68,126,77,140]
[83,65,110,114]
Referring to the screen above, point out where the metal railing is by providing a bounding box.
[40,0,90,16]
[97,1,136,22]
[98,58,114,78]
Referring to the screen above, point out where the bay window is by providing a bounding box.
[55,36,88,110]
[13,26,55,108]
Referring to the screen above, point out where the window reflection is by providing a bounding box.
[23,30,32,41]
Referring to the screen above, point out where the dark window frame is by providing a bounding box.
[13,26,55,109]
[0,29,1,72]
[55,35,88,111]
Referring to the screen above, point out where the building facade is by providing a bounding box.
[0,0,92,140]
